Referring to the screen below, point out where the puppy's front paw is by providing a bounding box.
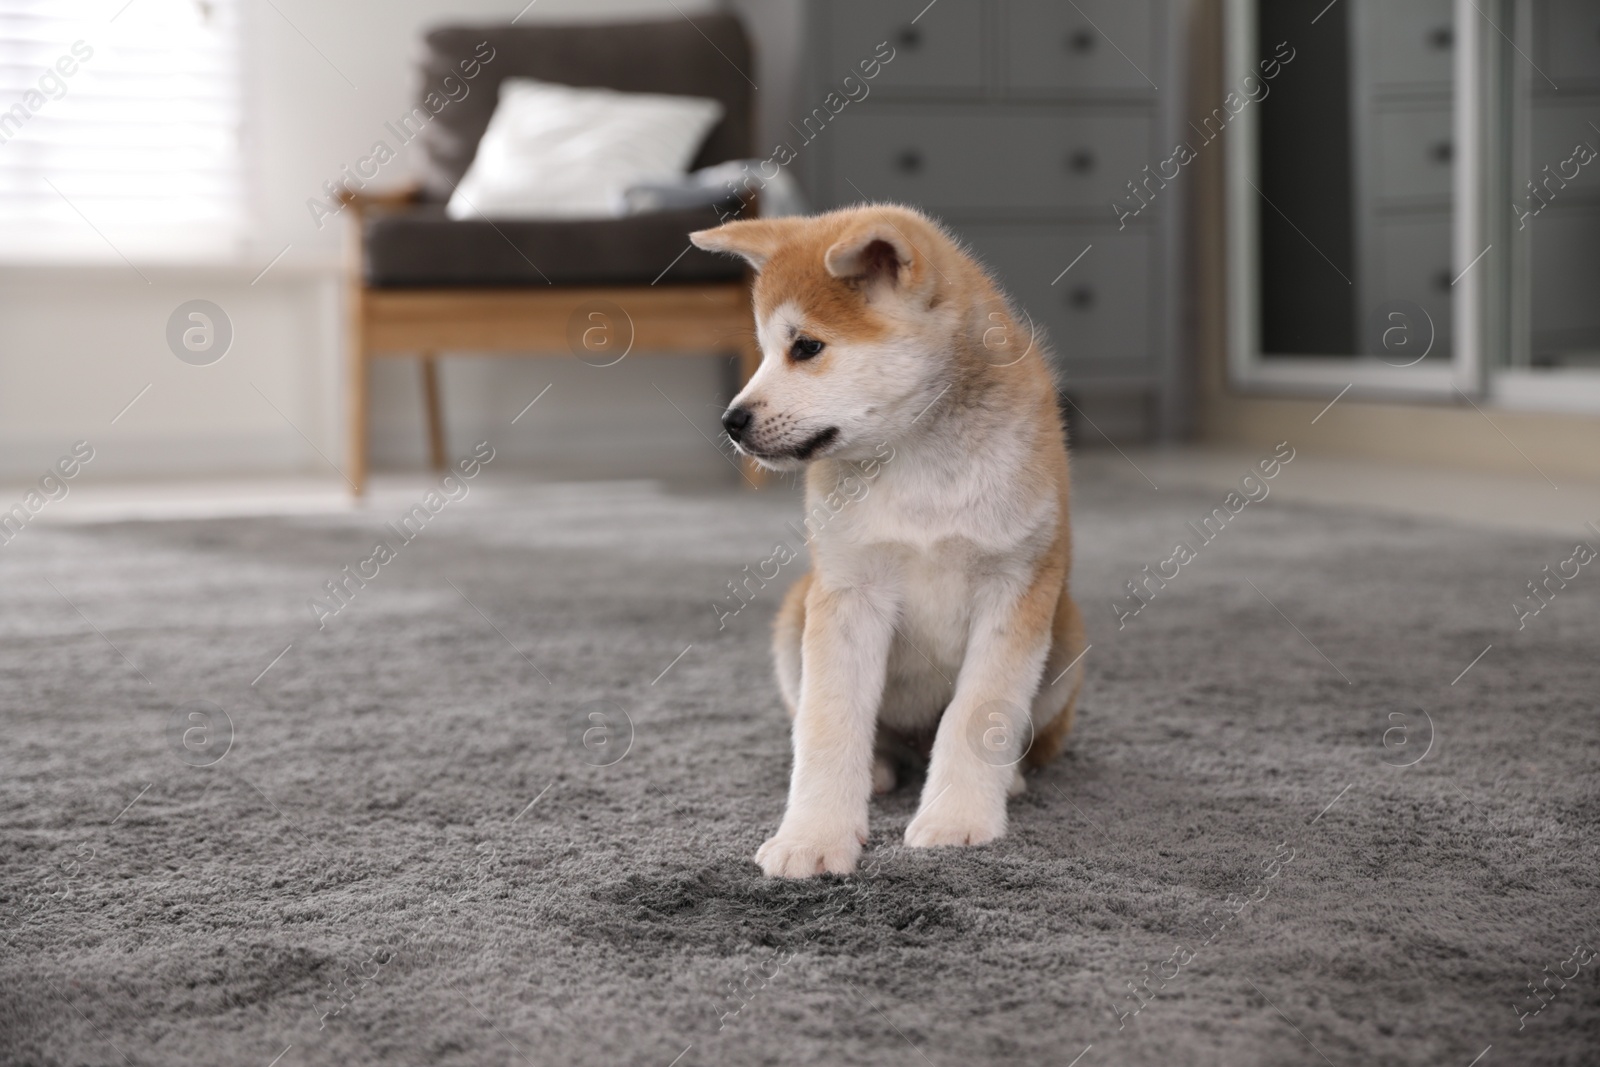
[755,821,865,878]
[904,786,1006,849]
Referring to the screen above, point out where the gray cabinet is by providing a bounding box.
[802,0,1186,438]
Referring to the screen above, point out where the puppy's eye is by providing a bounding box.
[790,337,825,361]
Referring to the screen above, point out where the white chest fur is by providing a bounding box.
[809,436,1058,728]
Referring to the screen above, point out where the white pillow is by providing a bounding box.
[446,78,725,220]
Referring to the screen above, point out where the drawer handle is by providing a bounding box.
[1065,28,1096,53]
[1434,270,1452,293]
[1428,26,1453,50]
[897,25,922,49]
[1430,141,1453,164]
[895,149,924,174]
[1066,149,1096,174]
[1067,285,1096,309]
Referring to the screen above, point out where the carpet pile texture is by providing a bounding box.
[2,467,1597,1066]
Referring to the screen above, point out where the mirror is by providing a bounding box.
[1255,0,1457,365]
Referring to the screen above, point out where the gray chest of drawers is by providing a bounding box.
[1347,0,1600,369]
[800,0,1187,438]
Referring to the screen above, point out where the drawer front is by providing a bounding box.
[1365,0,1454,88]
[824,0,984,91]
[1529,99,1600,200]
[1372,216,1454,357]
[963,226,1153,364]
[829,112,1153,211]
[1531,207,1600,339]
[1373,106,1454,200]
[1546,0,1600,84]
[1004,0,1156,92]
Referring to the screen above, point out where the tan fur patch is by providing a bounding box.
[753,228,895,348]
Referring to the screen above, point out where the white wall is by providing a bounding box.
[0,0,771,486]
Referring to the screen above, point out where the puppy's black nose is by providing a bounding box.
[721,406,754,442]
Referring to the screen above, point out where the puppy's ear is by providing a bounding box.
[824,221,925,292]
[690,219,791,270]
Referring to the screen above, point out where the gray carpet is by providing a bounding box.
[3,464,1598,1067]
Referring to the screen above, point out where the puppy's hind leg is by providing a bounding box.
[872,749,898,794]
[1025,589,1085,770]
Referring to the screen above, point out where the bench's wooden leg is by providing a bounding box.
[347,290,369,497]
[420,354,446,471]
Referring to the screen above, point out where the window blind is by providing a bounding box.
[0,0,243,263]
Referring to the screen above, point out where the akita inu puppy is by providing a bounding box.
[691,204,1085,879]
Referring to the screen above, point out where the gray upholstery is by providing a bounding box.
[363,201,746,288]
[364,15,754,289]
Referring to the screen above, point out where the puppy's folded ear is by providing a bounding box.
[690,219,793,270]
[824,221,927,293]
